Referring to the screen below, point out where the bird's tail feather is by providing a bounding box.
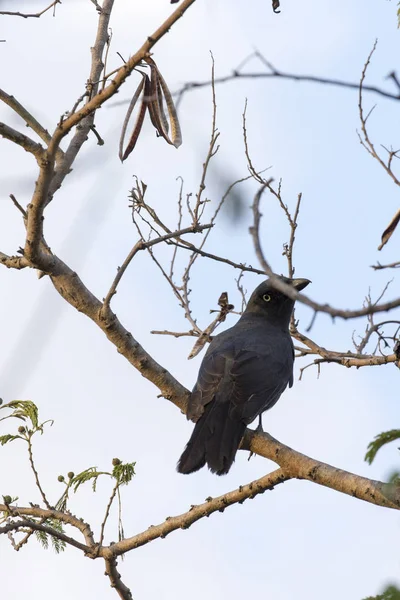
[177,400,246,476]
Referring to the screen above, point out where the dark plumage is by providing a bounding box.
[177,276,310,476]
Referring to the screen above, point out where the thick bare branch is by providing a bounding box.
[43,253,190,411]
[0,122,44,159]
[0,518,89,554]
[102,469,289,556]
[23,0,197,264]
[0,504,95,548]
[46,0,116,203]
[0,89,64,162]
[104,557,133,600]
[241,431,400,510]
[0,253,29,269]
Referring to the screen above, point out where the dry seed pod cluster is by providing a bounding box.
[119,57,182,161]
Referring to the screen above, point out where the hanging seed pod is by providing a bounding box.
[119,71,147,161]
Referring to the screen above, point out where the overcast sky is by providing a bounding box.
[1,1,400,599]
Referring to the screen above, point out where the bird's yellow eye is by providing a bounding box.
[263,294,271,302]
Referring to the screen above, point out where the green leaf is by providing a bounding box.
[35,519,66,553]
[47,519,66,553]
[70,467,110,493]
[365,429,400,464]
[5,400,39,428]
[112,461,136,485]
[363,584,400,600]
[35,529,49,550]
[0,434,21,446]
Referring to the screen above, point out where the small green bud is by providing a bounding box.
[3,495,12,504]
[112,458,121,466]
[0,398,3,405]
[67,472,74,479]
[17,426,26,434]
[57,475,65,482]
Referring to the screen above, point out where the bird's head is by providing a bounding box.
[243,275,311,328]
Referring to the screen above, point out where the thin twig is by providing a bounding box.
[9,194,26,217]
[372,261,400,270]
[101,224,212,314]
[0,1,61,18]
[171,49,400,108]
[249,184,274,276]
[27,437,52,510]
[99,481,119,547]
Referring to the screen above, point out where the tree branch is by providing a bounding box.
[241,431,400,510]
[0,88,64,162]
[0,1,61,18]
[0,518,89,554]
[23,0,197,264]
[0,504,95,548]
[102,468,289,556]
[171,50,400,108]
[102,223,212,314]
[0,253,29,269]
[0,122,44,159]
[104,557,133,600]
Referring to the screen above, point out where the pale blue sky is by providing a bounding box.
[0,1,399,599]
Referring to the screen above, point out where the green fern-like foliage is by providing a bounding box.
[112,461,136,485]
[0,400,53,441]
[0,434,21,446]
[70,467,109,493]
[35,528,49,550]
[34,519,66,553]
[363,584,400,600]
[365,430,400,464]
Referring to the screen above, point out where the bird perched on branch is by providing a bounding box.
[177,276,310,475]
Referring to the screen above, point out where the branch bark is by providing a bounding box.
[241,431,400,510]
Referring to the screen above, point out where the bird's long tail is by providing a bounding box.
[177,400,246,475]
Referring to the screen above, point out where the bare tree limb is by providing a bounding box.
[170,50,400,108]
[0,89,64,162]
[249,184,274,276]
[372,261,400,270]
[102,223,212,315]
[0,122,44,159]
[241,431,400,510]
[45,0,117,205]
[0,504,95,548]
[104,557,133,600]
[22,0,197,264]
[0,518,89,554]
[0,1,61,18]
[102,468,289,556]
[0,253,29,269]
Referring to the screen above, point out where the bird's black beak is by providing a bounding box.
[292,278,311,292]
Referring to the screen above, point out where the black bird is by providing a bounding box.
[177,276,310,476]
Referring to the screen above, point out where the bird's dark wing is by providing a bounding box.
[187,335,292,425]
[186,349,232,421]
[228,347,292,424]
